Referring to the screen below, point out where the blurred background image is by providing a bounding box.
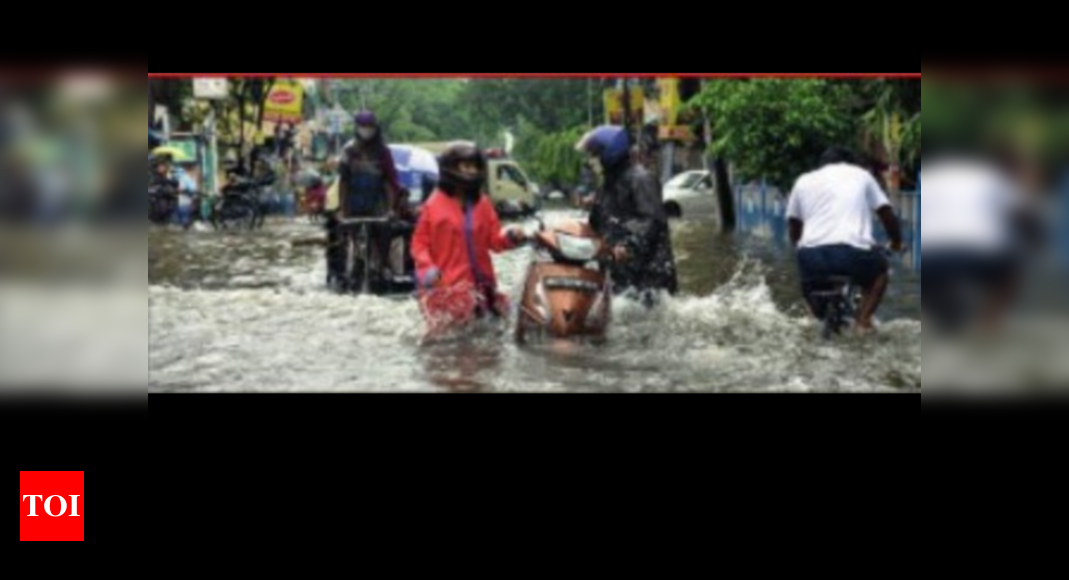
[0,69,147,393]
[922,70,1069,395]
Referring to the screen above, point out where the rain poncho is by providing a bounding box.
[589,163,678,295]
[411,189,518,328]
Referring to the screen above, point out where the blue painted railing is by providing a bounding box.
[734,178,920,272]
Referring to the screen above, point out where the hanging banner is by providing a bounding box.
[262,80,304,124]
[603,87,644,127]
[193,78,230,100]
[656,78,695,142]
[658,78,680,127]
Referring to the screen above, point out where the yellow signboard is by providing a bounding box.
[658,78,681,127]
[656,78,697,142]
[603,87,644,127]
[263,80,304,124]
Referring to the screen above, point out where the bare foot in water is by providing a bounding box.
[853,322,877,337]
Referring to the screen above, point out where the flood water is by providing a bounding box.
[148,207,921,392]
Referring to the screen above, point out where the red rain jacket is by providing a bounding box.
[411,190,517,326]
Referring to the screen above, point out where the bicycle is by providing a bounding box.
[808,246,899,340]
[211,175,269,231]
[329,216,392,295]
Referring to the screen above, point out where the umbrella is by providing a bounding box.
[151,146,191,162]
[294,168,323,188]
[388,145,439,191]
[389,145,439,174]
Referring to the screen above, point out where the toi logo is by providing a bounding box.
[20,471,84,541]
[23,495,81,516]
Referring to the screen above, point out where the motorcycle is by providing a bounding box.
[515,217,613,343]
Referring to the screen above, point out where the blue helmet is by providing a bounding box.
[575,125,630,168]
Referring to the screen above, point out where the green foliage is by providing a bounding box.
[901,113,921,169]
[691,79,858,190]
[458,78,599,138]
[513,121,588,186]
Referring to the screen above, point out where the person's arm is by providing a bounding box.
[866,173,903,251]
[485,198,520,252]
[578,191,596,209]
[788,218,804,248]
[411,202,436,278]
[877,207,904,251]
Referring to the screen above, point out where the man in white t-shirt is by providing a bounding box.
[786,147,904,334]
[919,152,1040,335]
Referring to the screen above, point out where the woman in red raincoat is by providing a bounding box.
[411,143,528,334]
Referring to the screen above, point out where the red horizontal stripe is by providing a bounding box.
[147,72,921,78]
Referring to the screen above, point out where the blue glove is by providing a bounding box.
[420,267,441,288]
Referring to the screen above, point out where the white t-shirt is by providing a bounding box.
[919,158,1020,252]
[786,163,891,250]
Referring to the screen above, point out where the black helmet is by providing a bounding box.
[437,142,487,200]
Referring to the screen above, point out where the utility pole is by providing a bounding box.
[587,77,593,128]
[621,77,639,157]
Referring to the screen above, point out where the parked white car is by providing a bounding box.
[662,170,717,219]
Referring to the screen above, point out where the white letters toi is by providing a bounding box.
[23,495,81,517]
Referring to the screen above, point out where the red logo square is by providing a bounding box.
[20,471,84,541]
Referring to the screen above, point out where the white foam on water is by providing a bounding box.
[149,213,921,392]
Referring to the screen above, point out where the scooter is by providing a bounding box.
[515,217,613,343]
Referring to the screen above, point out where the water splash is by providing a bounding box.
[149,214,920,392]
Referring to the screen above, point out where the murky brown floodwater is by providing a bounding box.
[149,209,921,392]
